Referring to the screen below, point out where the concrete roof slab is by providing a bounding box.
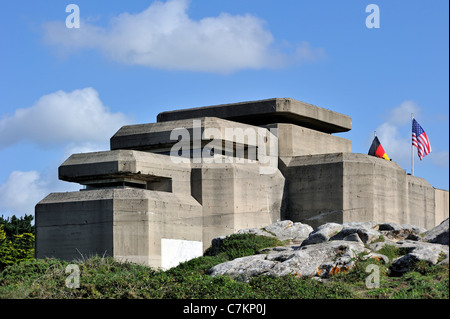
[58,150,190,184]
[156,98,351,133]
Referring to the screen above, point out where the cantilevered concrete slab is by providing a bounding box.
[59,150,192,194]
[157,98,352,133]
[110,117,274,153]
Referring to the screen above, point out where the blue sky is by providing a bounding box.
[0,0,448,218]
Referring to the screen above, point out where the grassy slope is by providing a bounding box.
[0,234,448,299]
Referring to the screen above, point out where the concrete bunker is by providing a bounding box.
[35,98,449,268]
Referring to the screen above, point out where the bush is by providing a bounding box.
[0,214,34,236]
[204,233,285,260]
[0,218,35,270]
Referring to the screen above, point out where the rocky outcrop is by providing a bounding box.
[421,218,449,245]
[378,222,426,241]
[300,222,343,246]
[207,218,449,281]
[208,241,367,281]
[371,239,449,275]
[237,220,313,243]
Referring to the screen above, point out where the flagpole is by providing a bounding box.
[411,113,414,176]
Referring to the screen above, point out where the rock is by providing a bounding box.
[342,233,363,243]
[209,235,227,252]
[301,222,343,246]
[293,241,366,278]
[208,219,450,281]
[389,240,449,275]
[329,223,381,244]
[236,228,275,238]
[367,239,396,252]
[394,240,449,262]
[211,220,313,256]
[343,221,379,229]
[208,241,366,281]
[422,218,449,245]
[438,255,449,266]
[262,220,313,242]
[362,252,390,264]
[236,220,313,242]
[390,254,421,275]
[207,254,273,282]
[379,222,426,241]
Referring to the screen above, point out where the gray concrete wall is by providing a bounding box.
[35,190,115,261]
[281,153,449,229]
[279,153,345,226]
[435,188,450,225]
[191,163,285,250]
[265,123,351,157]
[341,154,437,228]
[35,189,203,268]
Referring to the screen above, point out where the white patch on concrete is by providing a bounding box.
[161,238,203,270]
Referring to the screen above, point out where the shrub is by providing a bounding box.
[0,214,35,270]
[204,233,285,260]
[0,225,35,270]
[0,214,35,239]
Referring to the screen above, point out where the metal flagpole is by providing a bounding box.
[411,113,414,176]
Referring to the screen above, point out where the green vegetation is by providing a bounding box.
[0,224,448,299]
[0,214,35,238]
[330,247,449,299]
[0,214,35,269]
[204,233,286,259]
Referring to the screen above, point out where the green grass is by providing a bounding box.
[0,234,448,299]
[203,233,286,260]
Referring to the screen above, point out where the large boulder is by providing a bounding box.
[263,220,313,242]
[208,241,366,281]
[329,222,381,244]
[237,220,313,242]
[421,218,449,245]
[390,240,449,275]
[378,222,426,241]
[301,222,343,246]
[302,221,381,246]
[211,220,313,255]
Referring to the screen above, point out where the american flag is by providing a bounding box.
[412,118,431,160]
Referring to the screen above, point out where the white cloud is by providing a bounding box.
[42,0,324,73]
[373,100,448,169]
[374,122,410,165]
[0,171,46,215]
[62,141,109,159]
[373,101,418,166]
[0,87,131,216]
[371,102,409,165]
[0,87,131,150]
[0,170,80,217]
[0,140,106,217]
[430,150,449,168]
[384,100,420,126]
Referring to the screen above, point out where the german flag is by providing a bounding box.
[368,136,390,161]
